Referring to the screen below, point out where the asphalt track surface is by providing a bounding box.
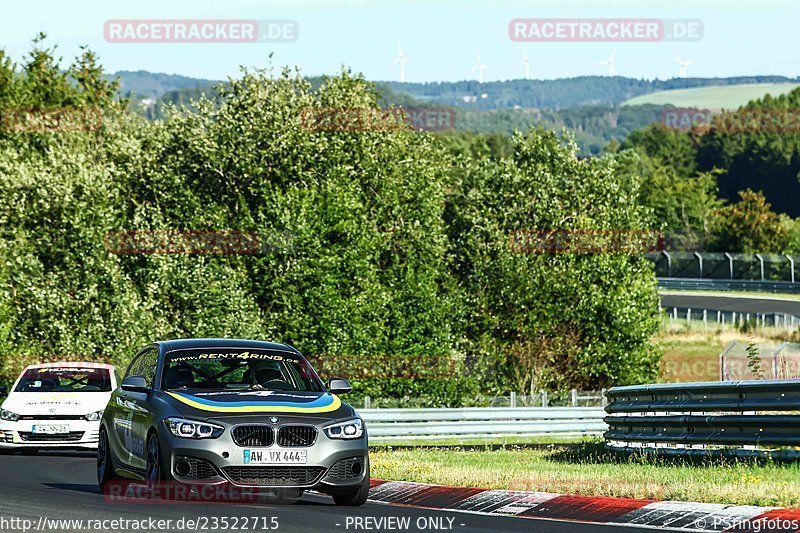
[660,292,800,315]
[0,451,659,533]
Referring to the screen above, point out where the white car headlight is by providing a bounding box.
[324,418,364,440]
[84,410,104,421]
[164,417,224,439]
[0,409,19,422]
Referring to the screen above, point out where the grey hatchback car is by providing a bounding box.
[97,339,369,506]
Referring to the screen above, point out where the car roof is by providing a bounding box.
[155,338,302,354]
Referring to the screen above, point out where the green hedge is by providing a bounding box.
[0,39,661,400]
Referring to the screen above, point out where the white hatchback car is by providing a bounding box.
[0,362,118,450]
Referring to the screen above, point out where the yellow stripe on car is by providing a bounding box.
[165,392,342,414]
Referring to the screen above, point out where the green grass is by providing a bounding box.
[371,441,800,507]
[622,83,800,110]
[371,435,592,447]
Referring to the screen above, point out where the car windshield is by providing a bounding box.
[14,367,113,392]
[162,349,324,392]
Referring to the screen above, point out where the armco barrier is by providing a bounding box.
[604,379,800,455]
[359,407,606,443]
[658,277,800,293]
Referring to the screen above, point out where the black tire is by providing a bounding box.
[272,488,304,504]
[331,458,370,507]
[145,432,167,498]
[97,428,118,492]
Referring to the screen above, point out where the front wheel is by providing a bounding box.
[145,432,165,495]
[331,458,370,506]
[97,428,118,492]
[332,483,369,506]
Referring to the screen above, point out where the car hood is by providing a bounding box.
[2,392,111,416]
[164,389,351,419]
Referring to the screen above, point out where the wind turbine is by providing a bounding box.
[393,43,410,82]
[472,50,487,83]
[522,50,530,79]
[596,49,616,76]
[674,54,694,78]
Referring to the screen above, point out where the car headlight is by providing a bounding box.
[84,410,104,421]
[0,409,19,422]
[324,418,364,440]
[164,417,224,439]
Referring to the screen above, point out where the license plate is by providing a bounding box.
[243,449,307,464]
[32,424,70,435]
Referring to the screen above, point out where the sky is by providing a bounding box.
[2,0,799,83]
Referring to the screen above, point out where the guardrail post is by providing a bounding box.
[755,253,765,281]
[694,251,703,278]
[725,252,734,279]
[570,388,578,407]
[364,395,371,409]
[540,390,548,407]
[510,391,517,408]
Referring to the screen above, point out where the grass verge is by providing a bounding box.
[370,439,800,507]
[371,435,592,447]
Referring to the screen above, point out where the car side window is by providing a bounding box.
[124,352,145,380]
[125,347,159,388]
[139,349,159,389]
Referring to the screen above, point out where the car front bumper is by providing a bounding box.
[0,419,101,449]
[156,417,369,492]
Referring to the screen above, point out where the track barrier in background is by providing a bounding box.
[604,379,800,457]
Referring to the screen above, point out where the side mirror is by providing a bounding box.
[328,378,352,395]
[121,375,148,392]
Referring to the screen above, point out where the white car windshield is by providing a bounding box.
[14,367,113,393]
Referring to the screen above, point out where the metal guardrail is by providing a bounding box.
[360,407,607,443]
[646,252,799,283]
[604,380,800,455]
[658,278,800,293]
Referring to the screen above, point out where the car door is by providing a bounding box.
[126,347,159,471]
[112,347,158,472]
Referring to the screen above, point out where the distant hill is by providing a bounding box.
[379,76,800,110]
[110,70,800,111]
[109,70,800,155]
[109,70,220,100]
[622,83,800,110]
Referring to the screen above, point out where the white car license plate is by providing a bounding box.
[243,449,307,465]
[32,424,70,435]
